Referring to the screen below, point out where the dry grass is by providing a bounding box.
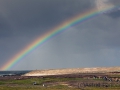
[23,67,120,76]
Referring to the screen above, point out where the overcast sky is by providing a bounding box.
[0,0,120,70]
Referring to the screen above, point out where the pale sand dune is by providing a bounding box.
[23,67,120,76]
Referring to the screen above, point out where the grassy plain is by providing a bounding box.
[0,76,120,90]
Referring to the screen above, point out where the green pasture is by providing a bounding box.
[0,77,120,90]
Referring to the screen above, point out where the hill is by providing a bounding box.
[23,67,120,76]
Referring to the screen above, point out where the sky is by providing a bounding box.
[0,0,120,70]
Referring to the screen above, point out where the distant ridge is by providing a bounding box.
[23,67,120,76]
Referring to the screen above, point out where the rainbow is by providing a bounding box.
[0,5,117,70]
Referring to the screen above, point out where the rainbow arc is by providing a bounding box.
[0,5,117,70]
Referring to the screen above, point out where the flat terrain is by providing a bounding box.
[1,67,120,90]
[1,73,120,90]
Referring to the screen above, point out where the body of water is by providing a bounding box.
[0,70,32,76]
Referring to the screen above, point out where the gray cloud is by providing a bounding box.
[103,0,120,18]
[12,14,120,70]
[0,0,120,70]
[0,0,93,32]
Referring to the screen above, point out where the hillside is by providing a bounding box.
[23,67,120,76]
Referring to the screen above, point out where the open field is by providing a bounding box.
[1,67,120,90]
[1,74,120,90]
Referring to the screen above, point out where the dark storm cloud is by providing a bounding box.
[76,15,120,49]
[0,0,94,36]
[109,0,120,4]
[104,0,120,18]
[107,9,120,18]
[0,0,95,68]
[1,0,120,70]
[0,15,13,37]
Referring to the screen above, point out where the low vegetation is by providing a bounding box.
[0,76,120,90]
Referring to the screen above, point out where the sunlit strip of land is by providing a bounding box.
[23,67,120,76]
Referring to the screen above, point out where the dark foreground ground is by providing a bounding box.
[0,72,120,90]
